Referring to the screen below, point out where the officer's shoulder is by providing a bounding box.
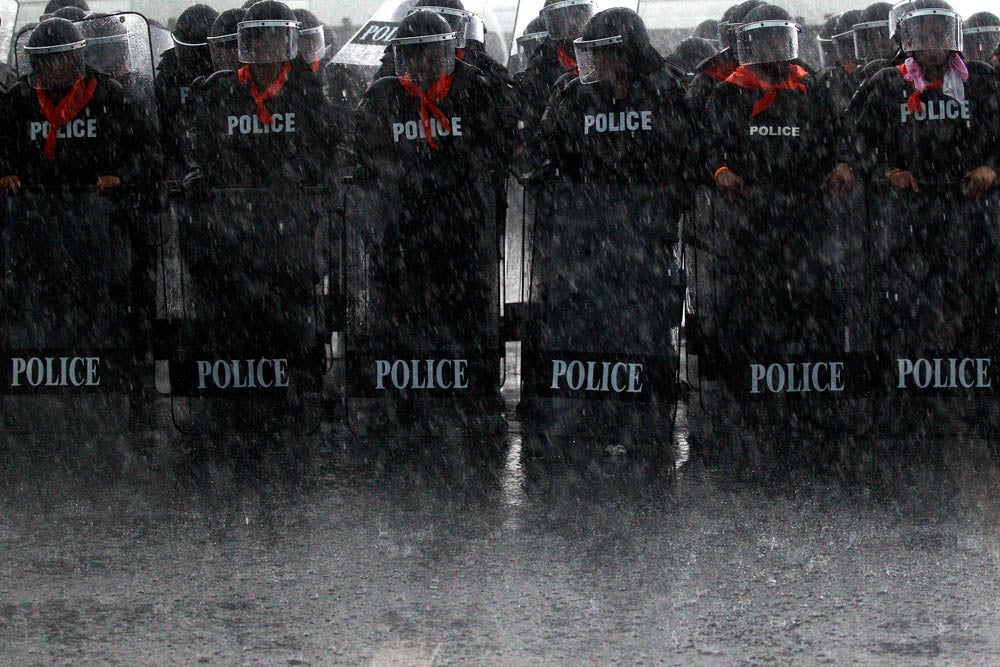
[155,48,180,75]
[966,59,998,78]
[199,69,239,92]
[866,65,904,87]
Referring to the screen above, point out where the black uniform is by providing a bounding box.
[186,61,337,187]
[513,40,580,145]
[155,48,213,176]
[538,65,695,192]
[854,62,1000,182]
[0,68,155,187]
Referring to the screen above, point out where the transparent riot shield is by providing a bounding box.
[0,190,138,435]
[687,187,875,476]
[148,22,172,71]
[867,184,1000,450]
[16,13,158,131]
[331,0,508,84]
[164,187,333,436]
[342,177,504,438]
[510,183,684,462]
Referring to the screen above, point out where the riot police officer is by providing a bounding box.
[962,12,1000,66]
[293,8,325,73]
[686,0,764,117]
[185,0,337,188]
[205,8,245,74]
[155,4,218,176]
[510,16,547,74]
[514,0,595,145]
[0,18,153,192]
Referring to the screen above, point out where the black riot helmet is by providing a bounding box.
[173,4,218,71]
[832,9,862,63]
[540,0,595,42]
[897,0,962,54]
[694,19,719,41]
[817,13,842,68]
[392,9,457,87]
[52,6,88,20]
[963,12,1000,62]
[410,0,473,48]
[735,4,800,66]
[516,16,548,61]
[208,8,244,71]
[25,18,87,87]
[671,36,719,74]
[43,0,89,14]
[81,14,130,76]
[853,2,893,62]
[293,9,325,66]
[238,0,299,64]
[574,7,663,84]
[718,0,765,53]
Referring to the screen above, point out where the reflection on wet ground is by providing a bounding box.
[1,379,1000,664]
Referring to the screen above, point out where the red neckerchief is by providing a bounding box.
[310,59,320,73]
[557,44,578,73]
[704,62,736,82]
[237,62,292,124]
[397,72,454,149]
[896,63,943,113]
[35,76,98,161]
[844,63,856,73]
[725,64,808,118]
[457,48,465,61]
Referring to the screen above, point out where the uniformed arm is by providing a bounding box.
[704,84,748,201]
[114,80,162,191]
[0,89,22,194]
[352,85,410,184]
[532,83,579,183]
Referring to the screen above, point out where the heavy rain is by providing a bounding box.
[2,0,1000,664]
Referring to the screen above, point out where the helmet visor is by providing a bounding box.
[963,25,1000,61]
[208,32,240,71]
[736,20,799,65]
[573,34,623,84]
[853,20,892,61]
[541,0,595,41]
[392,32,456,81]
[816,35,839,68]
[298,24,325,63]
[237,19,299,64]
[516,30,548,60]
[900,9,962,53]
[409,6,472,48]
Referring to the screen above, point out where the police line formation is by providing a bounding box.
[1,0,999,469]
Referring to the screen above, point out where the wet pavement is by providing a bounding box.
[2,390,1000,666]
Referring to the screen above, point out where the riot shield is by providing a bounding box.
[687,187,875,474]
[148,21,172,71]
[342,178,503,437]
[164,187,333,435]
[512,183,684,460]
[0,190,138,435]
[16,13,158,130]
[867,184,1000,446]
[331,0,508,84]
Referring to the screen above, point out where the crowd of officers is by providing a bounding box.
[0,0,995,353]
[0,0,995,204]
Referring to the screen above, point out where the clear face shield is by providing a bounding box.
[853,20,893,61]
[172,33,211,70]
[541,0,595,41]
[816,36,839,68]
[26,39,87,87]
[237,19,300,64]
[899,9,962,53]
[962,25,1000,61]
[298,25,325,63]
[208,32,240,71]
[392,31,457,85]
[516,30,548,60]
[735,20,800,66]
[573,34,624,84]
[85,32,131,75]
[410,6,472,48]
[832,29,855,61]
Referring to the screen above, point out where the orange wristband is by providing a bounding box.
[713,166,730,181]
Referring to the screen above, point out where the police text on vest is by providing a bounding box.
[375,359,469,390]
[196,359,290,390]
[550,360,644,393]
[227,113,296,135]
[583,110,652,135]
[11,356,101,387]
[749,362,845,394]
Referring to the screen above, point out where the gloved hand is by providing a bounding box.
[96,175,121,194]
[714,167,748,202]
[0,175,21,195]
[823,162,855,197]
[885,167,919,193]
[965,165,996,201]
